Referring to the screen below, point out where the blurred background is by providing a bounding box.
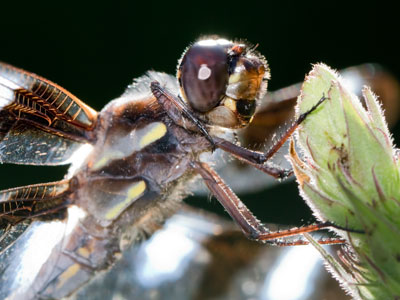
[1,0,398,226]
[0,1,399,298]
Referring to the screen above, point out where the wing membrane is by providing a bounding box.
[0,62,98,165]
[0,180,72,299]
[0,123,84,165]
[0,180,71,225]
[0,179,71,256]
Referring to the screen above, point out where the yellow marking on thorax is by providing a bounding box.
[56,263,81,289]
[91,122,166,171]
[139,122,167,149]
[105,180,146,221]
[77,247,91,259]
[92,152,123,170]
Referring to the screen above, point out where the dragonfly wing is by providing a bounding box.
[0,180,73,299]
[0,62,98,165]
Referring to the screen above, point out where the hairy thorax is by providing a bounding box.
[75,87,210,245]
[34,81,212,298]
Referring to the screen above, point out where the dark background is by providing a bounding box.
[0,1,398,226]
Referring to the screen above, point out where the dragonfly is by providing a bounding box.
[0,37,398,299]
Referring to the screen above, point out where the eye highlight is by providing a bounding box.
[197,64,212,80]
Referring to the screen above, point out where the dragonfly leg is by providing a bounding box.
[213,95,328,179]
[191,161,343,245]
[151,80,327,174]
[213,137,293,179]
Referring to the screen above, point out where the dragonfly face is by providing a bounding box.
[177,38,268,127]
[0,37,398,299]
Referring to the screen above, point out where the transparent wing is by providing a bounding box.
[0,218,70,300]
[0,180,71,226]
[0,62,98,165]
[0,180,71,253]
[0,180,73,299]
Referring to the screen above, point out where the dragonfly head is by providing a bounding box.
[177,37,269,129]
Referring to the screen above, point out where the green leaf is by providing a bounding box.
[290,63,400,299]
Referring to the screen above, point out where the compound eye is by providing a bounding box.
[236,99,256,120]
[179,42,229,112]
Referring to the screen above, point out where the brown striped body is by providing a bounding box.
[1,71,213,299]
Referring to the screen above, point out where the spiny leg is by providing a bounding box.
[191,161,345,245]
[213,95,328,179]
[213,137,292,179]
[151,80,327,179]
[264,95,328,161]
[273,237,346,246]
[150,82,281,174]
